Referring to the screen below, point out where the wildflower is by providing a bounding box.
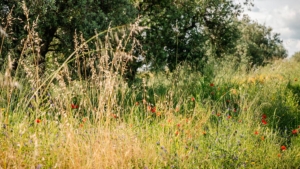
[79,123,84,127]
[227,115,232,119]
[191,97,195,101]
[254,131,259,135]
[281,145,287,151]
[82,118,88,122]
[230,89,237,95]
[216,113,221,117]
[202,131,207,135]
[135,102,139,106]
[233,108,237,112]
[292,129,298,135]
[71,104,79,109]
[175,130,179,136]
[156,112,161,116]
[112,114,118,119]
[177,123,181,128]
[277,153,281,157]
[210,83,214,87]
[262,114,267,119]
[36,119,41,123]
[261,136,265,140]
[151,107,156,113]
[262,119,267,125]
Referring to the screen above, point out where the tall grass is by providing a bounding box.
[1,2,300,169]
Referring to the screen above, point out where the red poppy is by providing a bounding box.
[262,114,267,119]
[112,114,118,119]
[191,97,195,101]
[262,119,267,125]
[210,83,214,87]
[71,104,79,109]
[175,130,179,136]
[227,115,232,119]
[292,129,298,135]
[36,119,41,123]
[177,123,181,127]
[151,107,156,113]
[254,131,259,135]
[281,145,287,151]
[216,113,221,117]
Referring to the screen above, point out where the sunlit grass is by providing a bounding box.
[1,58,300,168]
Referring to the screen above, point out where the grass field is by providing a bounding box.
[0,56,300,169]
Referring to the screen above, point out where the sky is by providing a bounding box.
[242,0,300,57]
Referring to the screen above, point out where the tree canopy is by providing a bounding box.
[0,0,288,80]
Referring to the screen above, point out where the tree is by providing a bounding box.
[1,0,138,73]
[137,0,252,71]
[234,15,287,66]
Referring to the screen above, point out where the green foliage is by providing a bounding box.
[292,51,300,62]
[234,16,287,67]
[138,0,246,71]
[1,0,288,80]
[1,0,138,70]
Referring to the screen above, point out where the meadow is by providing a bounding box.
[1,55,300,168]
[0,11,300,168]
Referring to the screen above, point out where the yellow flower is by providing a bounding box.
[230,89,238,95]
[248,77,256,84]
[258,75,265,84]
